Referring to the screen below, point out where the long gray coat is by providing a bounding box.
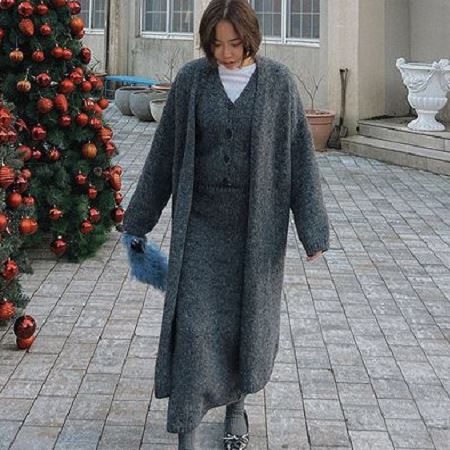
[123,56,329,424]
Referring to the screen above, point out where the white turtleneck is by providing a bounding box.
[218,63,257,103]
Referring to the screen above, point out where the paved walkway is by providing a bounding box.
[1,105,450,450]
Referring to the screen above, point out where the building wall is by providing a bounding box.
[83,32,106,72]
[410,0,450,121]
[384,0,410,117]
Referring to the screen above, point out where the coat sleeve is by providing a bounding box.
[122,78,178,238]
[289,77,330,257]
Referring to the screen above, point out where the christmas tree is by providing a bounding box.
[0,0,124,261]
[0,101,32,322]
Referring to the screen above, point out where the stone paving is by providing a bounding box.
[1,104,450,450]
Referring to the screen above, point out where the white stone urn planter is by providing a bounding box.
[396,58,450,131]
[150,98,167,123]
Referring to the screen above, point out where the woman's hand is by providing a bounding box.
[306,250,324,262]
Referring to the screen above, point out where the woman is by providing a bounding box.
[123,0,329,448]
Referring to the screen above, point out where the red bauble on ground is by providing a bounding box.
[16,336,35,350]
[14,315,36,339]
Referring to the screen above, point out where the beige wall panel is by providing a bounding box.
[410,0,450,121]
[129,38,193,81]
[384,0,410,117]
[83,33,106,72]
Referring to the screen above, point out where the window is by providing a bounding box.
[142,0,194,35]
[252,0,320,42]
[79,0,105,30]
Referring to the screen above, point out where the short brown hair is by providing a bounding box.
[199,0,262,65]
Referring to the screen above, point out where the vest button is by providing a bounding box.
[223,177,231,186]
[224,154,230,163]
[225,128,233,139]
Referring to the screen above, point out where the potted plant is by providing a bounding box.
[295,71,335,151]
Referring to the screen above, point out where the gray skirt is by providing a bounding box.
[166,182,249,432]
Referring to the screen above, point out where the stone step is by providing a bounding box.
[358,117,450,153]
[340,135,450,176]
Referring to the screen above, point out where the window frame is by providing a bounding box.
[80,0,105,33]
[252,0,320,45]
[140,0,194,39]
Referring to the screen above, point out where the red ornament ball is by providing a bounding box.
[75,112,89,127]
[89,207,101,224]
[0,0,15,10]
[0,299,16,321]
[16,335,35,350]
[19,217,38,235]
[23,195,36,207]
[0,213,8,232]
[36,2,49,15]
[87,186,97,199]
[18,1,34,15]
[80,219,93,234]
[75,173,87,185]
[31,124,47,141]
[2,259,19,280]
[51,237,67,256]
[40,23,52,36]
[32,50,45,62]
[0,164,15,189]
[14,315,37,339]
[58,115,72,127]
[37,97,54,114]
[49,207,63,220]
[7,191,22,209]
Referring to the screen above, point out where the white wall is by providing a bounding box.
[410,0,450,121]
[384,0,410,117]
[82,32,106,72]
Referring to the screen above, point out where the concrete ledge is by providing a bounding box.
[341,135,450,176]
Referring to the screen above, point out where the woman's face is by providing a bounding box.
[213,20,246,69]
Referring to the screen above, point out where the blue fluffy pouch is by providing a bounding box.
[122,233,168,292]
